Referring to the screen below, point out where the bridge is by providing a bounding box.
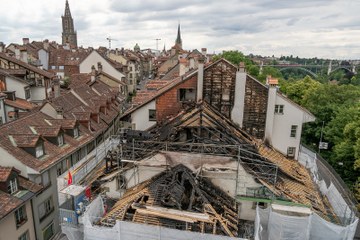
[258,62,358,78]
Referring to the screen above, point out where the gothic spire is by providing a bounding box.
[64,0,72,17]
[175,23,182,49]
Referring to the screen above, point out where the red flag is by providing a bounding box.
[68,171,73,185]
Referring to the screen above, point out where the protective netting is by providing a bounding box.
[298,145,357,224]
[255,206,358,240]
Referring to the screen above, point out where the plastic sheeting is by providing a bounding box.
[81,195,245,240]
[299,146,357,224]
[255,205,358,240]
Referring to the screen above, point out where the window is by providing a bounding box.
[179,88,195,102]
[290,125,298,138]
[59,66,64,70]
[222,88,230,101]
[51,66,56,70]
[56,165,62,176]
[15,205,27,228]
[8,178,18,194]
[18,230,29,240]
[73,127,79,138]
[24,88,31,99]
[287,147,296,158]
[58,134,64,146]
[274,104,284,114]
[149,109,156,121]
[35,144,44,158]
[42,222,54,240]
[37,79,43,86]
[38,197,54,222]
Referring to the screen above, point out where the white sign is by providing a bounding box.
[319,142,328,149]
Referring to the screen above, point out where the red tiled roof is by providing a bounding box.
[0,167,13,182]
[0,52,54,79]
[0,192,23,220]
[11,134,40,148]
[4,98,36,110]
[32,126,61,137]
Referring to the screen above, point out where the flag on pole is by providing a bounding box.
[68,171,73,185]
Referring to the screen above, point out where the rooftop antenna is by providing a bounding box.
[154,38,161,50]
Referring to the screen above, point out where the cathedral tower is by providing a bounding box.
[175,24,182,49]
[62,0,77,48]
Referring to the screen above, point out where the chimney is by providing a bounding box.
[0,42,4,52]
[264,75,278,145]
[15,47,21,60]
[43,39,49,51]
[179,58,188,76]
[20,49,28,63]
[56,107,64,119]
[231,62,247,127]
[22,38,29,45]
[97,62,103,73]
[91,65,96,82]
[201,48,207,56]
[53,78,61,98]
[196,56,205,102]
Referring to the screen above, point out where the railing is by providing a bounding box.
[59,208,78,226]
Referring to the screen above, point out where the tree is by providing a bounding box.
[280,76,321,105]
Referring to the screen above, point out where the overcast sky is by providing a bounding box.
[1,0,359,59]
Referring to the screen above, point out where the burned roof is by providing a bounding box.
[99,164,240,238]
[144,102,335,220]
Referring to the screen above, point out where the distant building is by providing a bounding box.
[62,0,78,48]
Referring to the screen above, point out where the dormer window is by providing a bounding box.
[8,177,18,194]
[58,134,64,146]
[74,127,79,138]
[35,144,44,158]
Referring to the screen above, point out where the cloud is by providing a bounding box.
[0,0,359,59]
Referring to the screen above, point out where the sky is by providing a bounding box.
[0,0,359,60]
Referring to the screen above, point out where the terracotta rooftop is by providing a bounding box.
[0,52,54,79]
[0,167,13,182]
[0,111,93,172]
[10,134,41,148]
[4,98,36,110]
[0,192,23,220]
[32,126,61,137]
[46,119,77,129]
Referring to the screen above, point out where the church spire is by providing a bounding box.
[62,0,77,48]
[64,0,72,17]
[175,23,182,49]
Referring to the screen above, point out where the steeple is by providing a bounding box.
[62,0,77,48]
[175,24,182,49]
[64,0,72,17]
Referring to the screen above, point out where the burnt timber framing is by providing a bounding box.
[99,164,240,237]
[243,75,268,139]
[116,102,337,221]
[203,59,237,118]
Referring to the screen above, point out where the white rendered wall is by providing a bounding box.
[30,86,46,102]
[5,76,28,99]
[80,51,125,81]
[0,98,6,123]
[271,94,307,159]
[0,201,37,240]
[130,100,156,130]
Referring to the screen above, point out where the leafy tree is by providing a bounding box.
[280,76,321,105]
[257,66,283,83]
